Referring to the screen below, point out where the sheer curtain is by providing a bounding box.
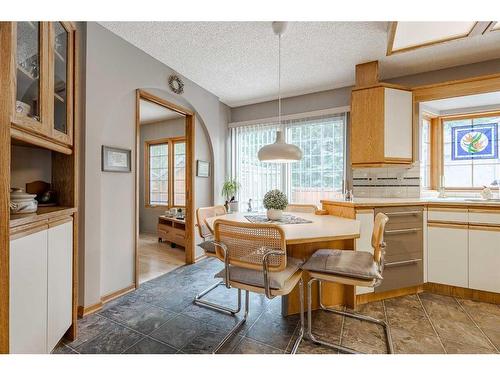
[231,113,347,210]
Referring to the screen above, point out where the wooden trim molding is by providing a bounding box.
[357,285,423,305]
[387,21,477,56]
[136,90,195,287]
[355,61,379,87]
[427,222,468,229]
[77,284,136,318]
[424,282,500,305]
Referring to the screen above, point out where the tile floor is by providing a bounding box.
[138,233,185,284]
[54,258,500,354]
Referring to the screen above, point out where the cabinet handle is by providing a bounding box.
[385,211,422,216]
[385,259,422,268]
[385,228,422,234]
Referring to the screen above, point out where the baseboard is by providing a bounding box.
[424,282,500,304]
[77,284,136,318]
[356,283,500,305]
[356,285,423,305]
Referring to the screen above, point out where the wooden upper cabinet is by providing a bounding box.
[10,21,75,153]
[350,85,413,167]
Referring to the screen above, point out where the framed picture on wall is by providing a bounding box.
[196,160,210,177]
[102,146,131,172]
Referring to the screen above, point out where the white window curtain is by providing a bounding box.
[231,113,347,210]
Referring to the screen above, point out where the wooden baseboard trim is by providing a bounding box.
[424,282,500,304]
[77,284,136,318]
[356,285,423,305]
[77,301,103,317]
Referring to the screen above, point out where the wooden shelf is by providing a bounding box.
[10,206,76,230]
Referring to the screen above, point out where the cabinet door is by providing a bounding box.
[49,22,74,146]
[469,226,500,293]
[9,229,48,354]
[47,219,73,352]
[384,88,412,160]
[13,22,51,136]
[428,224,468,287]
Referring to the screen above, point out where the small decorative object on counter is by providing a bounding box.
[263,189,288,221]
[10,188,38,214]
[481,186,493,200]
[221,178,241,213]
[247,198,253,212]
[345,189,353,202]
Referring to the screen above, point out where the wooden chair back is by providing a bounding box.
[196,205,226,239]
[214,219,287,272]
[371,212,389,264]
[284,204,318,213]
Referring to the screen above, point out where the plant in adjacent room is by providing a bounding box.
[221,178,241,212]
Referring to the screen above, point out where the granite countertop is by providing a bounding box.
[322,197,500,208]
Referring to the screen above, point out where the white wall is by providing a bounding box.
[139,118,185,234]
[83,22,228,306]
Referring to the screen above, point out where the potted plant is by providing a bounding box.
[221,178,241,213]
[263,189,288,220]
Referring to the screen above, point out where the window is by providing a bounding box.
[442,114,500,188]
[420,117,431,189]
[231,114,347,210]
[145,137,186,207]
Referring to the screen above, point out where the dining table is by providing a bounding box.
[204,211,361,316]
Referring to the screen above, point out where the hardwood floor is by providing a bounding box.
[138,233,185,284]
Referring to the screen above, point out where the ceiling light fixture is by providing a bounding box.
[258,22,303,163]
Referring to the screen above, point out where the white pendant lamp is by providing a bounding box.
[257,22,303,163]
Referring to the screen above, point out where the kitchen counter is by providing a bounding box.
[322,197,500,208]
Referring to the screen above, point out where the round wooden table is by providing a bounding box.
[205,211,361,315]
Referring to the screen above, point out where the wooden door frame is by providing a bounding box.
[135,89,195,287]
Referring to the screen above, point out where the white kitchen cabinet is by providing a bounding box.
[9,229,48,354]
[47,220,73,352]
[9,217,73,354]
[468,226,500,293]
[428,224,468,288]
[384,88,413,160]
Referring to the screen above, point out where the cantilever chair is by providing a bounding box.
[211,219,304,354]
[284,204,318,213]
[300,212,393,354]
[194,205,241,315]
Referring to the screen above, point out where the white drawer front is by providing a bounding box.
[468,210,500,226]
[428,209,468,223]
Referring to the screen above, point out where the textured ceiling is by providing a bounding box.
[100,22,500,107]
[422,91,500,111]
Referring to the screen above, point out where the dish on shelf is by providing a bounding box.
[10,188,38,214]
[15,100,31,116]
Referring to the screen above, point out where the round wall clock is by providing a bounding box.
[168,74,184,95]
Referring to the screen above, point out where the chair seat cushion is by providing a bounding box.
[301,249,381,281]
[214,257,302,290]
[197,238,216,254]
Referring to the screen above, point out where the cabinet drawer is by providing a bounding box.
[384,228,423,260]
[377,206,423,228]
[468,209,500,226]
[376,259,423,293]
[428,208,468,223]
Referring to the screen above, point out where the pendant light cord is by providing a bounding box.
[278,32,281,127]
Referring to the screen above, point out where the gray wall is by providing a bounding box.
[83,22,227,306]
[139,117,185,234]
[229,58,500,123]
[10,146,52,189]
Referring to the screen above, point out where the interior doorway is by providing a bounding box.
[135,90,195,285]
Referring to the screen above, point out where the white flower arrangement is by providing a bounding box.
[263,189,288,211]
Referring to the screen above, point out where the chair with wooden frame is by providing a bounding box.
[284,204,318,213]
[194,205,242,315]
[300,212,393,354]
[211,219,304,354]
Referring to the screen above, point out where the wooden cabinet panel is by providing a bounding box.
[468,226,500,293]
[47,220,73,352]
[9,229,48,354]
[351,86,413,167]
[428,225,468,288]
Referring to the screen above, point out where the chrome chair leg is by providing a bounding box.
[290,278,305,354]
[193,280,242,315]
[307,278,393,354]
[213,290,250,354]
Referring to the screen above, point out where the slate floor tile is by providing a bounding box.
[232,337,283,354]
[124,337,177,354]
[149,314,208,349]
[77,323,144,354]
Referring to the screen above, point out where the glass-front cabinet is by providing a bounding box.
[11,21,75,151]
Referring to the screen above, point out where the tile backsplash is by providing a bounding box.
[352,163,421,198]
